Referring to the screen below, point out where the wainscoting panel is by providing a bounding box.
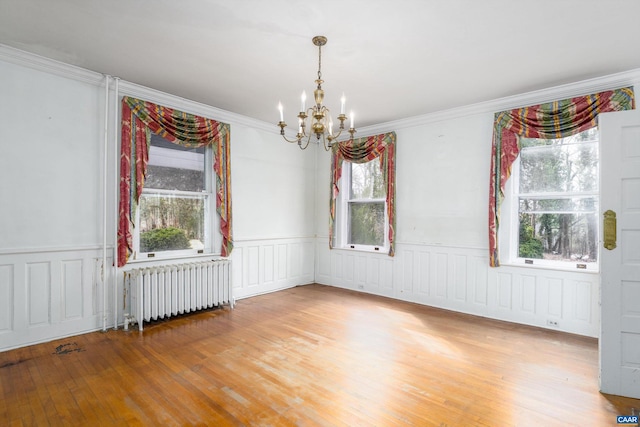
[382,258,394,293]
[471,255,488,306]
[401,249,413,294]
[278,244,287,280]
[263,245,274,284]
[454,254,467,302]
[247,246,260,287]
[27,262,51,327]
[316,239,599,337]
[231,238,315,300]
[521,274,536,314]
[547,277,564,317]
[62,260,83,320]
[487,266,599,336]
[344,254,355,287]
[0,264,13,333]
[574,280,593,322]
[434,252,448,299]
[358,256,367,289]
[417,252,430,296]
[0,248,109,352]
[496,272,513,310]
[364,256,375,288]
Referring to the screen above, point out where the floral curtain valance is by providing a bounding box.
[329,132,397,256]
[488,86,635,267]
[117,96,232,267]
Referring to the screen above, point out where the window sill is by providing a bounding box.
[124,252,223,267]
[334,246,389,255]
[500,260,599,274]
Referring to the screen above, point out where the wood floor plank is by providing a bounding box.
[1,284,639,426]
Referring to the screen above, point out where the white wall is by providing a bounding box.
[228,124,316,299]
[0,59,104,249]
[314,76,640,338]
[0,54,110,351]
[0,46,315,351]
[2,44,639,351]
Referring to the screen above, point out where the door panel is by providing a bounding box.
[599,109,640,399]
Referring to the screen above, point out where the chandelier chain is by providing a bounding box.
[317,43,322,81]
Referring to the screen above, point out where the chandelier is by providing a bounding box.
[278,36,356,150]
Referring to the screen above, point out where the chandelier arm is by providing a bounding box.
[322,134,333,151]
[281,134,303,144]
[298,134,312,150]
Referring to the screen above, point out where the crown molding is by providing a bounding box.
[0,43,103,86]
[114,79,277,133]
[3,43,640,138]
[359,68,640,136]
[0,43,278,134]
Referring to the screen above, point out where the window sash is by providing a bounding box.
[132,144,216,260]
[508,134,600,270]
[518,140,599,194]
[347,201,386,247]
[136,192,211,256]
[336,160,389,252]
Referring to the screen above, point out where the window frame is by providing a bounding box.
[335,160,389,253]
[501,131,600,272]
[131,139,220,261]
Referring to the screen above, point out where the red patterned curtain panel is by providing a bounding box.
[118,96,232,267]
[329,132,397,256]
[488,87,635,267]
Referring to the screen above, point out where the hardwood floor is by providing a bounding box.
[1,284,638,426]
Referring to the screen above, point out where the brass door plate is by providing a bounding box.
[603,210,617,250]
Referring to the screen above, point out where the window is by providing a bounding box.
[133,134,217,259]
[336,159,388,251]
[508,128,599,269]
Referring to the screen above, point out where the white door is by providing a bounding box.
[599,109,640,399]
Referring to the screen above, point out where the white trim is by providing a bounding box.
[116,80,276,133]
[0,43,276,133]
[122,252,224,268]
[503,134,601,272]
[334,160,390,252]
[0,43,103,86]
[502,259,599,273]
[102,74,110,332]
[316,235,488,251]
[358,69,640,136]
[3,43,639,142]
[0,245,109,255]
[233,236,316,243]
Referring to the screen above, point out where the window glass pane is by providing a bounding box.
[145,134,205,192]
[349,202,385,246]
[139,194,206,253]
[519,131,598,194]
[519,197,598,213]
[518,212,598,263]
[350,161,385,199]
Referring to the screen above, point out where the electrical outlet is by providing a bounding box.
[357,285,364,289]
[547,319,559,328]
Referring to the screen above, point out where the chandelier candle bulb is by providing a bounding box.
[351,111,355,129]
[341,94,346,115]
[278,102,284,122]
[301,91,306,112]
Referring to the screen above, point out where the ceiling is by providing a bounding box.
[2,0,640,128]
